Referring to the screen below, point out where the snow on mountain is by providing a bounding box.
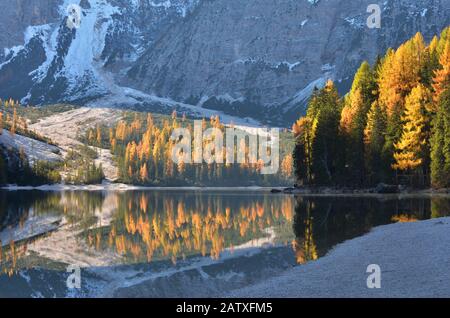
[0,0,200,106]
[0,0,448,126]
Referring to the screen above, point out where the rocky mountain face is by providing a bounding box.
[0,0,61,50]
[0,0,199,106]
[0,0,449,125]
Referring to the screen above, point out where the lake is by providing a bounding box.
[0,190,449,297]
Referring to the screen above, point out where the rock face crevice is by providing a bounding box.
[0,0,449,125]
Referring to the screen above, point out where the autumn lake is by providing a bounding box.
[0,190,449,297]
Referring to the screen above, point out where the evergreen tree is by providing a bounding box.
[420,36,440,87]
[293,117,314,185]
[364,101,388,183]
[349,61,378,103]
[437,26,450,54]
[308,80,342,185]
[339,61,377,185]
[430,89,450,188]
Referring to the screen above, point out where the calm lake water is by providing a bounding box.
[0,190,449,297]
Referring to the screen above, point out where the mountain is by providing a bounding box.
[0,0,449,125]
[0,0,200,107]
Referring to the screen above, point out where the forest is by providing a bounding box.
[83,112,295,186]
[0,100,61,186]
[293,27,450,189]
[1,27,450,189]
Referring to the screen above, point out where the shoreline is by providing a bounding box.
[227,217,450,298]
[1,183,449,196]
[0,183,285,192]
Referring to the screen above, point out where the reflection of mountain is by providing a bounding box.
[1,192,450,296]
[87,192,295,264]
[292,196,450,264]
[0,191,295,275]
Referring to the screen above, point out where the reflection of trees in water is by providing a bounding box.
[0,191,105,276]
[1,192,450,275]
[84,192,295,264]
[431,198,450,219]
[292,196,450,264]
[0,191,106,232]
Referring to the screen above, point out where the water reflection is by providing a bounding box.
[0,191,449,280]
[292,196,450,264]
[89,192,294,264]
[0,191,295,276]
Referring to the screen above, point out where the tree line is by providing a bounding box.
[293,27,450,188]
[84,112,295,186]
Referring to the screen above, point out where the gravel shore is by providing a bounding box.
[227,217,450,298]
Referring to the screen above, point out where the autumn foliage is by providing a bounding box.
[293,27,450,188]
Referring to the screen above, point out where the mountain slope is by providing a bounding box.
[128,0,450,123]
[0,0,448,125]
[0,0,199,105]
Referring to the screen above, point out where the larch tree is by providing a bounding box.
[379,35,426,166]
[10,108,18,135]
[281,154,293,178]
[96,125,102,146]
[432,41,450,102]
[364,101,387,183]
[392,84,432,176]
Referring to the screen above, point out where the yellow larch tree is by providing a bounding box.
[10,108,17,135]
[432,41,450,102]
[281,154,293,178]
[393,84,432,171]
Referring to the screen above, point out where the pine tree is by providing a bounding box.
[340,86,372,185]
[308,80,342,185]
[392,84,432,176]
[349,61,378,103]
[430,89,450,188]
[364,101,387,183]
[420,36,440,87]
[293,117,314,185]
